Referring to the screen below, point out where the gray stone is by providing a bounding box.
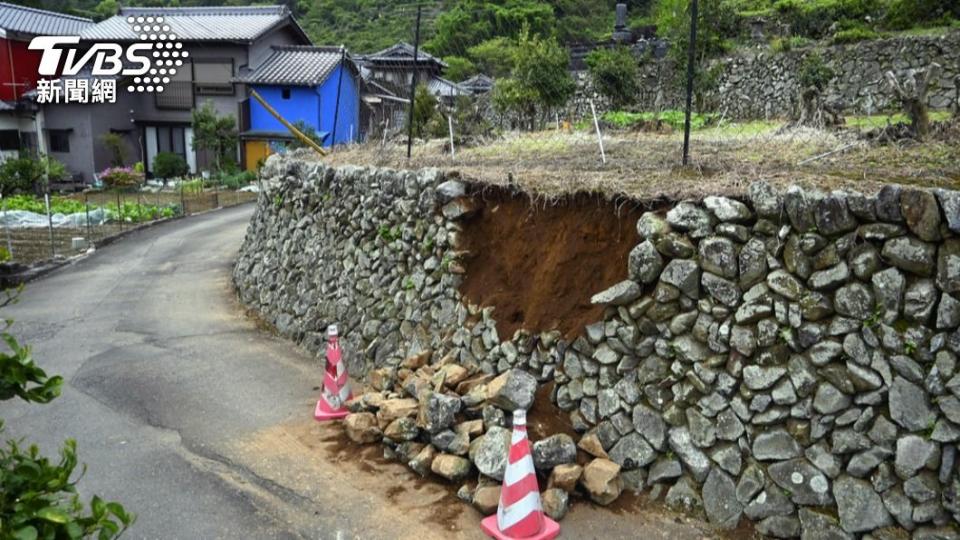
[889,376,937,432]
[744,365,787,391]
[532,434,577,470]
[805,442,842,478]
[749,181,782,219]
[648,456,682,485]
[736,462,765,504]
[937,294,960,329]
[901,188,942,242]
[628,240,663,284]
[935,188,960,234]
[834,283,875,320]
[745,487,795,520]
[767,269,805,300]
[660,259,700,299]
[608,432,656,470]
[739,237,768,288]
[882,236,937,277]
[905,279,939,324]
[938,240,960,294]
[784,186,819,232]
[768,458,833,506]
[419,392,462,434]
[667,427,711,482]
[435,179,466,203]
[809,262,850,291]
[895,435,939,480]
[487,369,538,411]
[665,475,703,512]
[798,507,852,540]
[876,184,903,222]
[667,202,712,232]
[701,272,740,307]
[833,475,893,533]
[716,407,745,441]
[813,382,851,414]
[632,402,667,450]
[591,280,642,306]
[709,443,742,475]
[469,426,511,480]
[846,191,877,222]
[883,486,916,530]
[699,236,738,279]
[757,515,801,538]
[753,429,802,460]
[637,212,671,239]
[686,408,716,448]
[849,243,881,280]
[816,193,857,236]
[872,267,905,321]
[704,195,752,222]
[703,468,742,529]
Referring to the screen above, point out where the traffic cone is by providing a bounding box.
[314,324,352,421]
[481,409,561,540]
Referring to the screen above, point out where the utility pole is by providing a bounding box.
[331,45,346,145]
[681,0,699,166]
[406,5,422,160]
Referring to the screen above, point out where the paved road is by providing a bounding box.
[2,205,719,540]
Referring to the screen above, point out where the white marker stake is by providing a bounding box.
[448,115,455,159]
[590,100,606,165]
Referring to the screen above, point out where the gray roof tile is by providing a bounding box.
[236,45,355,86]
[80,6,297,42]
[0,2,93,37]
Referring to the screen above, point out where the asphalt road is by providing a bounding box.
[1,204,719,540]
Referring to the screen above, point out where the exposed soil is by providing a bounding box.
[457,186,644,340]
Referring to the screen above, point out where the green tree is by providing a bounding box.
[494,27,574,128]
[443,56,477,82]
[427,0,556,58]
[152,152,188,179]
[288,120,324,150]
[466,38,519,79]
[585,46,640,109]
[99,132,128,167]
[0,288,133,539]
[0,154,67,195]
[408,84,438,139]
[191,101,238,174]
[93,0,118,20]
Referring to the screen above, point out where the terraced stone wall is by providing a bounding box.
[234,153,960,538]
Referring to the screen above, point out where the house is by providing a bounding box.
[458,74,494,96]
[235,45,360,170]
[0,3,93,163]
[356,42,465,138]
[39,5,311,181]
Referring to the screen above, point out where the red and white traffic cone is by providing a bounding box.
[314,325,352,421]
[481,409,561,540]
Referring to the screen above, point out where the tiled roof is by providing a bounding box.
[358,42,446,68]
[0,2,93,37]
[80,6,305,43]
[236,45,355,86]
[459,74,494,93]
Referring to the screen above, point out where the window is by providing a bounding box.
[0,130,19,151]
[194,60,234,95]
[49,130,70,153]
[281,88,291,100]
[156,126,187,160]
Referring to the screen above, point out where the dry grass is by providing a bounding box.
[317,120,960,201]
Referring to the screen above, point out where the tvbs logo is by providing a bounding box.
[28,15,187,102]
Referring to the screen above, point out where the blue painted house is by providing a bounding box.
[237,45,359,169]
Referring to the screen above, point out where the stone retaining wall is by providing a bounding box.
[234,153,960,538]
[572,31,960,119]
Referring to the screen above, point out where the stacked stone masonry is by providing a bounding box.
[234,153,960,538]
[573,31,960,119]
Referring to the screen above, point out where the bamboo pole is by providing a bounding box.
[249,90,327,156]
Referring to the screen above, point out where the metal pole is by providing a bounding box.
[448,115,455,158]
[331,45,346,146]
[2,195,12,259]
[84,193,90,239]
[590,100,606,165]
[180,181,185,216]
[44,193,53,258]
[681,0,699,166]
[406,5,422,160]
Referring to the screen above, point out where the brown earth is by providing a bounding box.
[457,186,645,340]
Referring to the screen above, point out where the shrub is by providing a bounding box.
[0,155,67,195]
[832,26,882,43]
[884,0,960,30]
[99,133,128,167]
[771,36,812,52]
[98,166,144,190]
[152,152,188,180]
[773,0,882,39]
[799,52,835,91]
[585,47,640,109]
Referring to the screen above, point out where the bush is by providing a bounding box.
[98,166,144,190]
[601,110,719,131]
[585,47,640,109]
[773,0,882,38]
[884,0,959,29]
[832,26,883,43]
[99,133,128,167]
[0,155,67,195]
[799,52,835,91]
[214,170,256,190]
[152,152,188,180]
[771,36,812,52]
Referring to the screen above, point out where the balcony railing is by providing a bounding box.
[155,81,193,110]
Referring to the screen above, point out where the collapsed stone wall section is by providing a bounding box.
[234,153,960,538]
